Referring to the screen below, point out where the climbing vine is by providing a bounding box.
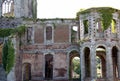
[2,39,15,74]
[76,7,118,31]
[99,8,114,30]
[0,25,26,38]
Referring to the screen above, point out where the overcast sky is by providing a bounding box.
[37,0,120,18]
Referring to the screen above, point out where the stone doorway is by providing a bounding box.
[96,46,106,78]
[23,63,31,81]
[69,50,80,79]
[112,46,118,79]
[45,54,53,80]
[84,47,91,78]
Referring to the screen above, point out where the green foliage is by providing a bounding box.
[2,39,15,74]
[6,39,15,74]
[0,28,13,38]
[72,58,80,75]
[76,7,118,31]
[0,25,26,38]
[16,25,26,37]
[76,9,87,20]
[99,8,114,30]
[2,40,8,71]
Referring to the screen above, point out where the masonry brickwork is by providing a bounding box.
[0,1,120,81]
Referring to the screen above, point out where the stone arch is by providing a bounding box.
[112,46,118,79]
[83,47,91,78]
[45,54,53,79]
[96,46,106,78]
[69,49,80,79]
[22,63,31,81]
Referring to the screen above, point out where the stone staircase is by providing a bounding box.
[0,64,7,81]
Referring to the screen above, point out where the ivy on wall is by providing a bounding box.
[76,7,118,31]
[0,25,26,38]
[2,39,15,74]
[99,8,114,30]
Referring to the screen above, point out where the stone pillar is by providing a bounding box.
[0,0,2,17]
[106,47,113,81]
[117,50,120,79]
[14,0,21,18]
[90,46,97,80]
[80,48,85,81]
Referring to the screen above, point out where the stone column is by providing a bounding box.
[80,48,85,81]
[106,47,113,81]
[117,50,120,79]
[90,46,97,80]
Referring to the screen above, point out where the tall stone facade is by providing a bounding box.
[79,8,120,81]
[0,1,120,81]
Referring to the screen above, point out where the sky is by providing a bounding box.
[37,0,120,18]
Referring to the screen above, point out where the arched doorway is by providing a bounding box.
[84,47,90,78]
[45,54,53,79]
[69,50,80,79]
[23,63,31,81]
[96,46,106,78]
[112,46,118,79]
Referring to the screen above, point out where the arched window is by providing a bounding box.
[46,26,52,40]
[2,0,14,17]
[27,27,33,44]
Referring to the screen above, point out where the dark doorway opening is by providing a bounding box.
[45,54,53,79]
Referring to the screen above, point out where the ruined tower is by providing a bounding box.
[79,7,120,81]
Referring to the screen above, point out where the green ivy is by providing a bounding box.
[2,39,15,74]
[76,7,118,31]
[0,28,13,37]
[2,40,8,72]
[0,25,26,38]
[99,8,114,30]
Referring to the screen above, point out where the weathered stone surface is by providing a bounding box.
[0,64,7,81]
[7,67,15,81]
